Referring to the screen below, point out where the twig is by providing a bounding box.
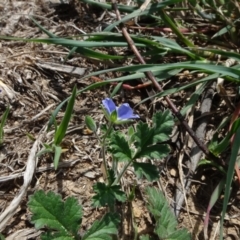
[111,0,221,164]
[0,134,42,231]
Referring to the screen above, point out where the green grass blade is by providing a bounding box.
[30,17,123,60]
[110,82,122,98]
[104,0,183,32]
[0,106,10,145]
[180,81,208,116]
[54,145,62,170]
[220,127,240,239]
[54,86,77,145]
[158,9,195,48]
[204,179,225,239]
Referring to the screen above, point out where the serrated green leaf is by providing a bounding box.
[145,187,191,239]
[135,144,170,160]
[41,232,74,240]
[92,182,126,208]
[85,115,97,132]
[134,122,154,149]
[109,133,132,162]
[139,235,150,240]
[167,228,191,240]
[82,213,120,240]
[28,190,82,238]
[133,162,159,181]
[152,111,174,143]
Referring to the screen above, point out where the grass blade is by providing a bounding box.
[220,126,240,239]
[54,86,77,145]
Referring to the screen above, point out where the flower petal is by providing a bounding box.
[102,98,116,114]
[117,103,139,120]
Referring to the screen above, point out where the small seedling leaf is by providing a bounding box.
[28,190,82,238]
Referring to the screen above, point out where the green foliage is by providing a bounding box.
[92,182,126,208]
[133,111,173,160]
[109,133,133,162]
[220,126,240,240]
[0,106,9,146]
[82,213,120,240]
[142,187,191,240]
[54,86,77,146]
[85,115,97,132]
[132,162,159,181]
[28,190,120,240]
[37,86,77,170]
[28,190,82,239]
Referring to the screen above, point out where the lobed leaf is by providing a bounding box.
[134,122,154,149]
[28,190,82,238]
[132,162,159,181]
[82,213,120,240]
[109,133,132,162]
[145,187,191,239]
[92,182,126,208]
[135,144,170,160]
[152,111,174,143]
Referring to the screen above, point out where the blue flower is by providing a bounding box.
[102,98,139,124]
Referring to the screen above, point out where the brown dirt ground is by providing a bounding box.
[0,0,240,239]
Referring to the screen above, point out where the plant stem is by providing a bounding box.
[101,122,113,184]
[113,160,132,185]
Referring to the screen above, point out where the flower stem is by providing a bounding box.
[113,160,132,185]
[101,122,113,185]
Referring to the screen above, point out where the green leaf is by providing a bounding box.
[152,110,174,143]
[139,235,150,240]
[28,190,82,238]
[134,122,154,149]
[82,213,120,240]
[92,182,126,208]
[133,162,159,181]
[36,147,54,158]
[41,232,74,240]
[0,233,5,240]
[54,145,62,170]
[145,187,191,239]
[135,144,170,160]
[109,133,132,162]
[220,126,240,239]
[85,115,97,132]
[127,125,135,145]
[0,106,9,145]
[54,86,76,145]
